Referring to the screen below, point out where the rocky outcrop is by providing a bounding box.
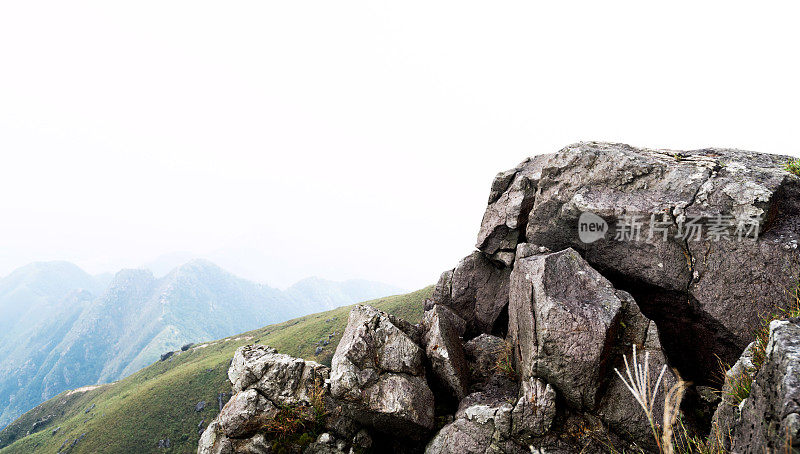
[198,346,328,454]
[329,305,434,439]
[199,142,800,454]
[477,142,800,383]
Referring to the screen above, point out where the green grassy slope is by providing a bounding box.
[0,287,431,454]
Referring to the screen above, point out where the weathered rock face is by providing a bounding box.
[432,251,512,335]
[217,389,277,439]
[421,304,470,401]
[198,345,329,454]
[477,154,550,257]
[329,305,434,439]
[478,142,800,382]
[510,377,556,441]
[228,345,329,406]
[425,377,525,454]
[464,333,507,388]
[731,320,800,452]
[508,247,624,410]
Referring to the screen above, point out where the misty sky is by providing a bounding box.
[1,2,799,289]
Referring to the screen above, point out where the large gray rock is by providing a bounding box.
[432,251,512,335]
[218,389,278,439]
[731,320,800,452]
[330,305,434,439]
[228,345,329,406]
[421,304,470,401]
[464,334,507,388]
[478,142,800,378]
[508,247,624,410]
[199,345,330,454]
[477,154,550,257]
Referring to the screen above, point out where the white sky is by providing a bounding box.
[1,1,799,289]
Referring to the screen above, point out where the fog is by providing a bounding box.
[1,1,798,288]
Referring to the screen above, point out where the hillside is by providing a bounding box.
[0,286,431,454]
[0,263,106,429]
[0,259,407,429]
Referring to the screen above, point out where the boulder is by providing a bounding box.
[330,305,434,438]
[218,389,278,438]
[199,344,331,453]
[478,142,800,380]
[432,251,512,335]
[477,154,550,257]
[508,247,623,410]
[421,304,470,400]
[731,320,800,452]
[464,334,507,388]
[228,345,329,406]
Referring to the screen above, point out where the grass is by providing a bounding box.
[0,287,431,454]
[722,366,754,407]
[612,346,703,454]
[784,158,800,177]
[726,285,800,407]
[495,340,518,380]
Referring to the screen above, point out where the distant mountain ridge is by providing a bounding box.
[0,259,404,428]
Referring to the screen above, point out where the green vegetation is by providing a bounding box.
[784,158,800,176]
[724,285,800,407]
[0,287,431,454]
[495,340,518,380]
[723,367,754,407]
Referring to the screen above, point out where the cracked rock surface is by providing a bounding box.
[330,305,434,439]
[508,247,624,410]
[479,142,800,382]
